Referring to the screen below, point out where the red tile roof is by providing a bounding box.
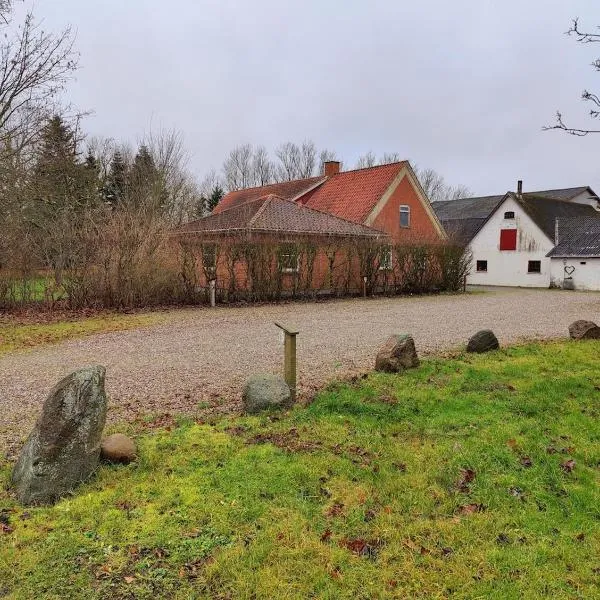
[177,195,387,238]
[213,176,326,214]
[300,161,408,223]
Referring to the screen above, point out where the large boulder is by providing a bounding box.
[12,366,108,506]
[101,433,136,464]
[467,330,500,353]
[375,334,419,373]
[568,320,600,340]
[243,374,292,414]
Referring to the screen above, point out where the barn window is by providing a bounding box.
[379,246,393,270]
[202,244,216,272]
[504,211,515,219]
[279,244,299,273]
[399,205,411,228]
[476,260,488,272]
[528,260,541,273]
[499,229,517,251]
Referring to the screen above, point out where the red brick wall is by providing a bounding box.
[371,174,443,243]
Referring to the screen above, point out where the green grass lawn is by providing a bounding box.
[1,341,599,599]
[0,313,161,357]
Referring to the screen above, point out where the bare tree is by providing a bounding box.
[0,11,78,155]
[413,165,471,202]
[355,151,377,169]
[298,140,317,178]
[223,143,253,191]
[252,145,274,185]
[380,152,403,165]
[545,18,600,136]
[274,141,301,181]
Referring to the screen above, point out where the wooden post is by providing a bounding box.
[274,322,299,402]
[363,276,367,298]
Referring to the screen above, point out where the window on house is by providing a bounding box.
[499,229,517,251]
[202,244,216,272]
[279,244,299,273]
[379,246,393,270]
[504,211,515,219]
[476,260,488,272]
[399,205,411,228]
[528,260,541,273]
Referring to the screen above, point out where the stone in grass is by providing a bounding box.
[466,330,500,354]
[375,334,419,373]
[12,366,107,506]
[243,374,292,414]
[568,320,600,340]
[101,433,136,464]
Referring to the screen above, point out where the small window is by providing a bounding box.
[279,245,299,273]
[379,246,393,270]
[202,244,216,272]
[580,261,587,265]
[504,211,515,219]
[476,260,488,272]
[399,205,410,228]
[528,260,541,274]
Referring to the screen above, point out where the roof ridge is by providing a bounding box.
[222,175,325,195]
[330,160,407,177]
[247,195,273,228]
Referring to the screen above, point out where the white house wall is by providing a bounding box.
[467,196,554,287]
[550,257,600,291]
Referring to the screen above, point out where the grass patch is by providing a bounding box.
[0,341,599,598]
[0,313,161,357]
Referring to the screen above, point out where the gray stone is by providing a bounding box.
[568,320,600,340]
[12,366,108,506]
[375,334,419,373]
[467,330,500,353]
[101,433,136,464]
[243,374,292,414]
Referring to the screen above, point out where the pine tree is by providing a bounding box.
[205,184,224,213]
[29,115,89,219]
[104,151,128,207]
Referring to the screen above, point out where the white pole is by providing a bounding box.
[209,280,216,307]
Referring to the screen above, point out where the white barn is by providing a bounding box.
[432,185,600,289]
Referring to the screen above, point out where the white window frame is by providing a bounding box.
[399,205,411,228]
[279,245,300,273]
[379,246,393,271]
[202,244,217,273]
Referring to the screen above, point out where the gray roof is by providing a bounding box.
[547,217,600,258]
[527,187,598,202]
[432,186,599,243]
[431,195,505,221]
[516,195,600,241]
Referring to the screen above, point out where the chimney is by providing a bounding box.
[324,161,340,177]
[517,180,523,198]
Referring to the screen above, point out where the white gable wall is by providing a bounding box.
[467,196,554,287]
[550,257,600,290]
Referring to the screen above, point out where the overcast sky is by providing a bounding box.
[17,0,600,195]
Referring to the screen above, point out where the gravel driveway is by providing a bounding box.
[2,288,600,458]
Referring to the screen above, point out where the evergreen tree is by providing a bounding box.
[104,150,128,206]
[205,184,224,213]
[29,115,90,219]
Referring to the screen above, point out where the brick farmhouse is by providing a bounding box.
[175,161,450,299]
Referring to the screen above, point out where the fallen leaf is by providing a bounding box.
[320,529,332,543]
[520,456,533,468]
[326,502,344,518]
[123,576,135,584]
[458,503,484,515]
[561,459,576,473]
[456,468,476,493]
